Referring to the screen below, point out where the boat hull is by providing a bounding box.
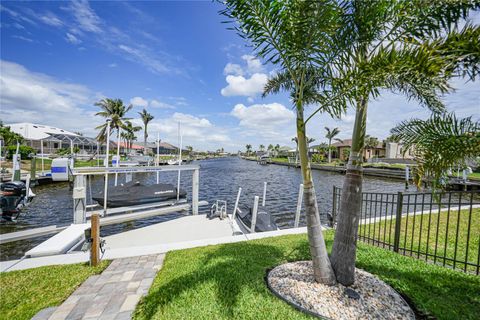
[92,181,187,208]
[235,205,278,233]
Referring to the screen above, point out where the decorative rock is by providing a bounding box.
[344,287,360,300]
[267,261,415,320]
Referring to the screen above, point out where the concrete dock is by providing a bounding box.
[0,214,310,272]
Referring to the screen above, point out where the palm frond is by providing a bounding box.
[392,112,480,188]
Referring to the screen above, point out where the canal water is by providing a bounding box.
[0,157,406,261]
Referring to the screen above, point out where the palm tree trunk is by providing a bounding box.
[330,95,368,286]
[144,126,147,155]
[328,138,332,163]
[296,103,336,285]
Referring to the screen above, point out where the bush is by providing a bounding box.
[6,145,36,160]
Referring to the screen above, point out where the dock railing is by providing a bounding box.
[331,186,480,274]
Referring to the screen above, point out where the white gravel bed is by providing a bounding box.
[267,261,415,320]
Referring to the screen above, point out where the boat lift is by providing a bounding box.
[8,164,204,259]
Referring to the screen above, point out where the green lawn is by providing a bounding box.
[0,261,109,320]
[468,172,480,181]
[359,208,480,272]
[133,232,480,320]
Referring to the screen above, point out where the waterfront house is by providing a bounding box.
[332,139,386,161]
[7,122,107,156]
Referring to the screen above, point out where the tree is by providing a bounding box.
[221,0,344,284]
[274,144,280,157]
[95,98,133,144]
[325,127,340,163]
[245,144,252,155]
[121,121,141,154]
[392,113,480,189]
[259,144,265,152]
[0,122,23,147]
[329,1,480,285]
[138,108,154,155]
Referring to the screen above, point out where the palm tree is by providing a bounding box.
[245,144,252,156]
[325,127,340,163]
[95,98,133,143]
[121,121,141,154]
[222,0,342,285]
[391,113,480,189]
[259,144,265,152]
[328,2,480,285]
[138,108,154,155]
[274,144,280,157]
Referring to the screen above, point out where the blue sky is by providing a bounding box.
[1,1,479,152]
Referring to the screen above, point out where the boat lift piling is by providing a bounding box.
[114,127,121,186]
[251,196,260,233]
[262,181,267,207]
[232,187,242,220]
[156,132,160,184]
[103,120,111,216]
[294,184,304,228]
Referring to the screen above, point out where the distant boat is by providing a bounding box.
[127,155,153,166]
[92,180,186,208]
[167,158,182,165]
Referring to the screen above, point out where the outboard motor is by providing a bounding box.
[1,181,28,221]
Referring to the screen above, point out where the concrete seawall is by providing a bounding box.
[241,157,408,180]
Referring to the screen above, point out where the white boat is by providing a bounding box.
[167,158,182,165]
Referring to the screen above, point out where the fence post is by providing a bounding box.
[393,192,403,252]
[90,213,100,266]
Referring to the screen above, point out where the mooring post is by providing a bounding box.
[262,181,267,207]
[294,184,304,228]
[73,174,87,224]
[192,168,199,215]
[251,196,259,233]
[30,155,36,184]
[232,187,242,219]
[393,192,403,252]
[90,213,100,266]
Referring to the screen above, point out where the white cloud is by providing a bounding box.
[143,113,230,149]
[230,102,296,141]
[65,32,82,45]
[39,12,63,27]
[0,60,101,136]
[150,100,175,109]
[223,55,264,77]
[12,35,33,42]
[118,44,169,74]
[241,54,264,74]
[108,63,117,68]
[221,73,268,98]
[224,63,243,76]
[129,97,176,110]
[69,0,102,33]
[130,96,148,108]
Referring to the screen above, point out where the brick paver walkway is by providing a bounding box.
[46,254,164,320]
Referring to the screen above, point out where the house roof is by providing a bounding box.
[8,122,79,140]
[112,141,144,150]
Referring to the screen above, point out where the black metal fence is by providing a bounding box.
[331,186,480,274]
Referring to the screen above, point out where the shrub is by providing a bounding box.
[6,145,36,160]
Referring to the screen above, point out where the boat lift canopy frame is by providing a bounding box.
[71,164,200,224]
